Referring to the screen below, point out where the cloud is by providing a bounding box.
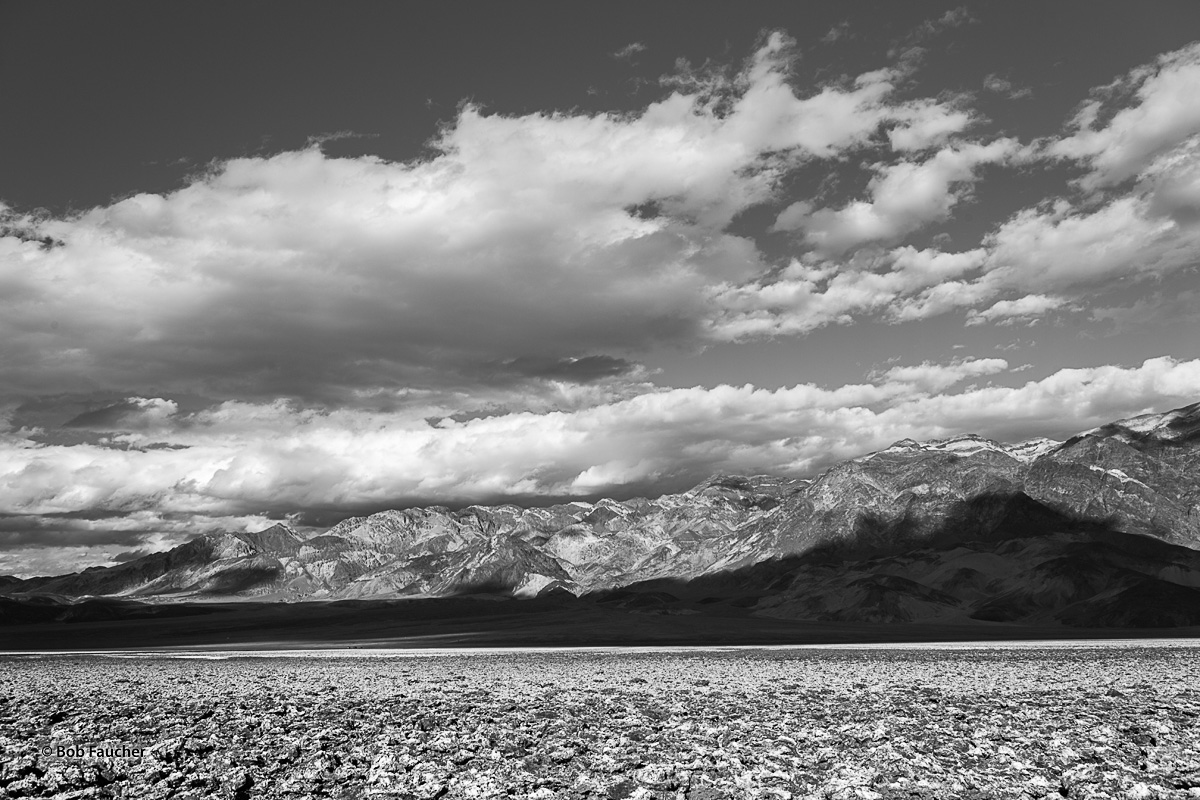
[981,194,1194,293]
[612,42,647,60]
[708,247,989,339]
[888,123,1200,321]
[3,357,1197,529]
[0,509,276,578]
[966,294,1068,326]
[7,32,1200,580]
[928,6,975,32]
[721,42,1200,337]
[822,21,851,44]
[705,45,1200,337]
[982,74,1032,100]
[875,163,1200,322]
[304,130,376,149]
[774,140,1017,253]
[885,101,976,152]
[889,6,977,62]
[718,159,1200,337]
[1143,134,1200,224]
[0,34,973,407]
[63,397,180,430]
[1049,42,1200,191]
[4,350,1198,576]
[982,74,1011,93]
[878,358,1008,393]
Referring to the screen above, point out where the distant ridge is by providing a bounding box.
[4,401,1200,628]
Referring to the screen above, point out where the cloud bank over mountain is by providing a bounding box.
[2,15,1199,575]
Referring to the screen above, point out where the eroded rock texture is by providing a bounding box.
[2,646,1200,799]
[3,403,1199,629]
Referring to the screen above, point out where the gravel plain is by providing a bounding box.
[2,642,1199,800]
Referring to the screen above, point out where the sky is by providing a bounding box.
[2,1,1200,577]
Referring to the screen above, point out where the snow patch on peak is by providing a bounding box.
[1116,409,1181,434]
[1004,437,1061,463]
[1082,402,1199,440]
[859,440,922,459]
[925,434,1009,456]
[859,434,1011,462]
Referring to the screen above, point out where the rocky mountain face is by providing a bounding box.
[4,476,804,602]
[1024,405,1200,547]
[3,402,1199,627]
[635,527,1200,627]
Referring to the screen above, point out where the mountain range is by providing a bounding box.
[3,401,1200,629]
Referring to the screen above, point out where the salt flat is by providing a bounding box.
[2,644,1199,799]
[10,636,1200,660]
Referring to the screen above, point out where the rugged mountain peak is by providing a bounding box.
[203,532,260,561]
[234,523,303,556]
[858,434,1016,463]
[869,439,924,456]
[689,474,805,503]
[1081,400,1200,445]
[924,433,1012,456]
[1022,402,1200,549]
[1004,437,1061,463]
[5,401,1198,605]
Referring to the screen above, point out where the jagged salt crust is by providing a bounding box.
[2,646,1199,799]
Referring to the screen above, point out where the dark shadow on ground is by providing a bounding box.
[2,592,1200,652]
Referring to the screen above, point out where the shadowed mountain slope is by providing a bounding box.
[3,402,1199,631]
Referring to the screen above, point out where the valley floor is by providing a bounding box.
[1,645,1200,799]
[7,594,1200,651]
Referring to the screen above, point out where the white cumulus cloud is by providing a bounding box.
[774,139,1017,254]
[1049,42,1200,191]
[0,34,977,405]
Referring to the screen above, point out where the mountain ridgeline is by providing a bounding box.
[4,401,1200,628]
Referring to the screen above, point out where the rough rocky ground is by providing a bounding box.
[1,643,1199,799]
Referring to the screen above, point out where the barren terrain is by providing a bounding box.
[2,643,1200,799]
